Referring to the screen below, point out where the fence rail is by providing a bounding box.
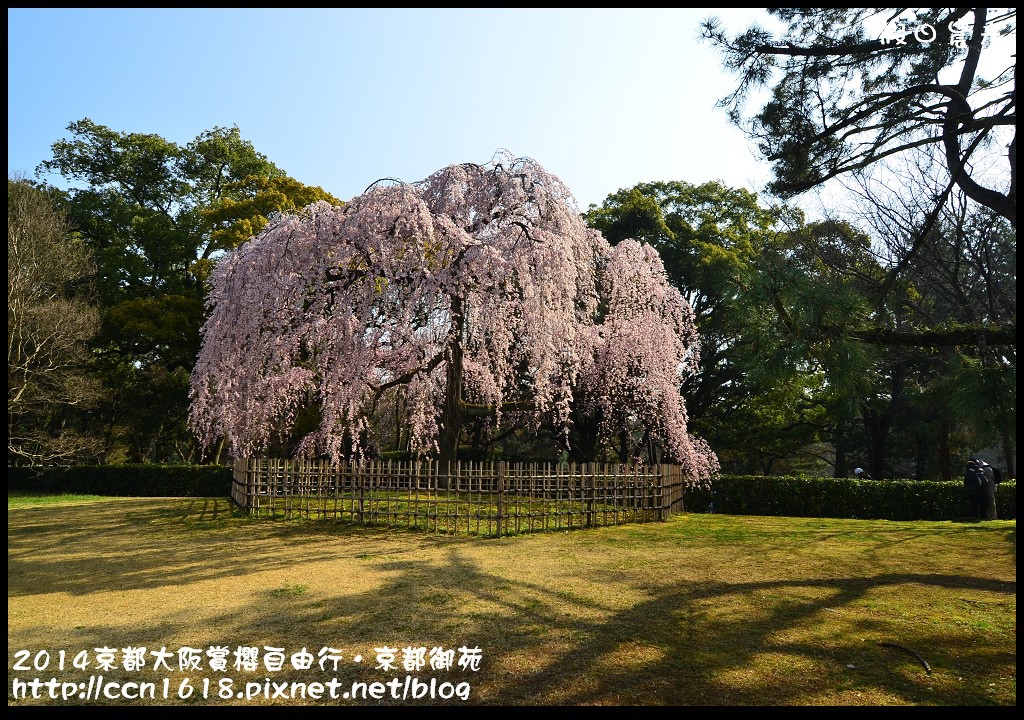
[232,458,686,536]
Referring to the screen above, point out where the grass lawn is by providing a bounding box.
[7,495,1016,706]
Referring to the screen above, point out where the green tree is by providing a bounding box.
[586,181,826,474]
[738,216,897,477]
[757,201,1014,479]
[829,156,1015,478]
[891,198,1015,478]
[700,8,1016,227]
[586,176,1013,479]
[37,119,343,463]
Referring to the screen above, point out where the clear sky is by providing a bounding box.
[8,8,786,212]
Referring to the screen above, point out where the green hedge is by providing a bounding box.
[7,466,1017,521]
[7,465,232,497]
[683,475,1016,521]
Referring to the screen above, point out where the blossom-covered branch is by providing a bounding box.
[189,151,718,486]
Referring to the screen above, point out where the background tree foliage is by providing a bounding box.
[21,98,1013,479]
[8,178,101,464]
[584,183,893,476]
[585,176,1014,479]
[842,165,1016,478]
[585,181,825,474]
[696,8,1015,478]
[700,8,1016,227]
[36,119,343,463]
[190,155,718,485]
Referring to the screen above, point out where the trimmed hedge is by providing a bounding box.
[7,466,1016,521]
[7,465,232,498]
[682,475,1016,521]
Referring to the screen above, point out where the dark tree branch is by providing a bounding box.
[850,324,1016,347]
[460,400,535,418]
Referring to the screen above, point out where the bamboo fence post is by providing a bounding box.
[496,461,506,538]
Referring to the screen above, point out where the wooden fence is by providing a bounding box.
[232,458,687,536]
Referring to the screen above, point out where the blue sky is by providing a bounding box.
[8,8,785,212]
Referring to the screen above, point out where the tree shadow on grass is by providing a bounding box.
[7,498,467,598]
[7,501,1016,706]
[339,548,1014,706]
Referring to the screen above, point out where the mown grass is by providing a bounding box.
[7,492,120,508]
[7,495,1015,707]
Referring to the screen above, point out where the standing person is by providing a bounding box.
[978,459,999,520]
[963,458,995,520]
[853,467,871,479]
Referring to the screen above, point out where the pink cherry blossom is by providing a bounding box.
[190,151,717,487]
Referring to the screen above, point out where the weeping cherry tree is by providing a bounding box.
[189,151,718,486]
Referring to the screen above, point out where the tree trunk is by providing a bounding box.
[833,418,849,478]
[863,360,907,479]
[213,435,226,465]
[1001,426,1015,479]
[938,419,952,480]
[864,407,890,480]
[567,409,600,463]
[618,430,629,464]
[437,298,465,486]
[913,434,927,481]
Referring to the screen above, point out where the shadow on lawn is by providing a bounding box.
[7,498,1016,706]
[7,498,463,597]
[287,549,1013,706]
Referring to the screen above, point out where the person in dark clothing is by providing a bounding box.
[978,459,998,520]
[964,457,996,520]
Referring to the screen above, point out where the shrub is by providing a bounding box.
[683,475,1016,521]
[7,465,231,497]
